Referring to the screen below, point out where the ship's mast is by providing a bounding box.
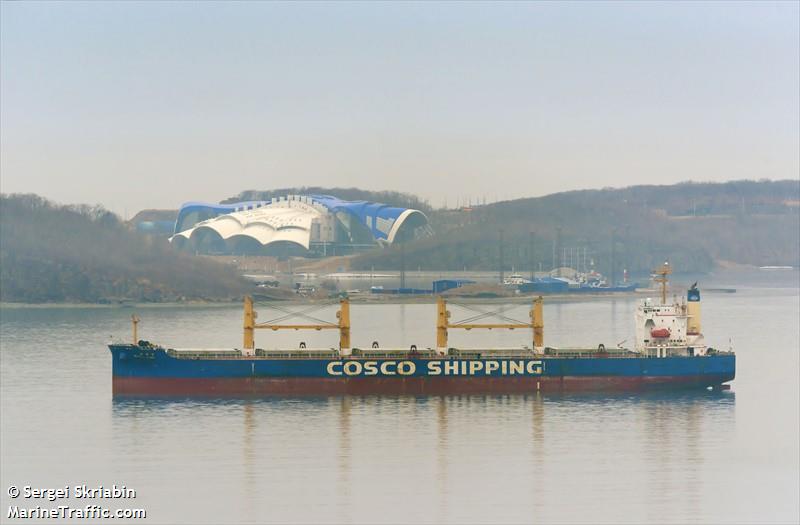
[131,315,140,344]
[653,262,672,304]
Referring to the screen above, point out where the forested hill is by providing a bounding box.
[0,194,249,303]
[2,180,796,303]
[351,180,800,275]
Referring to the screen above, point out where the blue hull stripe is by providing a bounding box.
[110,346,735,382]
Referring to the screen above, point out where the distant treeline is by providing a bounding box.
[0,194,249,303]
[351,180,800,276]
[3,180,797,302]
[223,186,432,213]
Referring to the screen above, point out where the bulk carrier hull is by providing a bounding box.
[110,345,735,397]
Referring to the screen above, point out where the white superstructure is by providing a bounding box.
[634,272,707,358]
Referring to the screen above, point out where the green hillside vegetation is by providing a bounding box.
[351,180,800,276]
[2,180,796,303]
[0,194,249,303]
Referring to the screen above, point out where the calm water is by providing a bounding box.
[1,283,798,524]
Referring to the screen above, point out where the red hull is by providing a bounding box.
[113,375,731,397]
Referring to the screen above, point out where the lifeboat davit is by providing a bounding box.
[651,327,671,338]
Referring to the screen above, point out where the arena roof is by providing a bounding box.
[170,194,430,252]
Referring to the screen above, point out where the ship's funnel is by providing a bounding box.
[687,285,701,335]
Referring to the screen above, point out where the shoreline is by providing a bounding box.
[3,267,795,309]
[0,301,240,309]
[0,290,657,309]
[5,284,796,309]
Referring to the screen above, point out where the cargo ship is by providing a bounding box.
[110,264,735,396]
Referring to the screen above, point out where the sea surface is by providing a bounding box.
[1,274,798,524]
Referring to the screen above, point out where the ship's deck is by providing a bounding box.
[160,346,667,360]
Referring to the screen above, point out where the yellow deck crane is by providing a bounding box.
[436,296,544,355]
[242,296,351,356]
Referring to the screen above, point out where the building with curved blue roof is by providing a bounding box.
[170,194,432,256]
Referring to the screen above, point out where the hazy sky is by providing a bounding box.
[1,1,798,215]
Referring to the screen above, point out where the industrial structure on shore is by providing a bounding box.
[131,194,642,294]
[169,195,432,257]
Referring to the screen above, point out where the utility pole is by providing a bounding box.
[584,246,587,275]
[529,231,535,281]
[498,229,505,284]
[555,227,562,277]
[612,231,618,286]
[624,225,631,280]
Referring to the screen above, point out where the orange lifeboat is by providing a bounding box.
[651,327,671,338]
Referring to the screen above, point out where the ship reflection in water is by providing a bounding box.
[110,391,735,524]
